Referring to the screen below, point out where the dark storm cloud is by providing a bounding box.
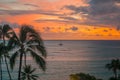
[88,0,120,26]
[90,0,120,15]
[64,0,120,26]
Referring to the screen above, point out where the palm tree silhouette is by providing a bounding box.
[105,59,120,80]
[0,24,13,80]
[9,25,47,80]
[21,65,39,80]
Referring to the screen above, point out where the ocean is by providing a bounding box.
[2,40,120,80]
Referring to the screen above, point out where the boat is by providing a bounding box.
[59,43,63,46]
[59,41,63,46]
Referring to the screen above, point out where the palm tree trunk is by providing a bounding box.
[3,35,12,80]
[18,45,24,80]
[18,52,23,80]
[28,76,30,80]
[0,59,2,80]
[4,56,12,80]
[114,70,117,80]
[24,53,26,66]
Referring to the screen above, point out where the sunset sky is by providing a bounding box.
[0,0,120,40]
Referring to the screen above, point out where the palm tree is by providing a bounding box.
[9,25,47,80]
[0,24,13,80]
[0,25,3,80]
[21,65,39,80]
[105,59,120,80]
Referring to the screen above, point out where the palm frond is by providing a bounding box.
[36,45,47,58]
[28,48,46,71]
[7,31,20,51]
[19,25,37,42]
[9,46,21,54]
[3,24,12,33]
[27,42,39,46]
[29,34,42,42]
[7,37,17,50]
[19,25,28,43]
[26,41,47,57]
[30,68,36,74]
[0,43,4,57]
[31,75,38,78]
[21,65,38,80]
[31,75,38,80]
[0,25,2,38]
[2,24,12,37]
[105,63,112,70]
[21,74,26,80]
[23,65,31,73]
[10,52,19,70]
[20,24,42,43]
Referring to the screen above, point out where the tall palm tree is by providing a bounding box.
[9,25,47,80]
[105,59,120,80]
[21,65,39,80]
[0,24,13,80]
[0,25,3,80]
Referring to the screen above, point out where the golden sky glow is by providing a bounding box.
[0,0,120,40]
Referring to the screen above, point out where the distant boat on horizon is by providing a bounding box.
[59,41,63,46]
[59,43,63,46]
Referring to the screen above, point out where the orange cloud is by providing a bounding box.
[0,0,120,40]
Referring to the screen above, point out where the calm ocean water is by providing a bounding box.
[2,40,120,80]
